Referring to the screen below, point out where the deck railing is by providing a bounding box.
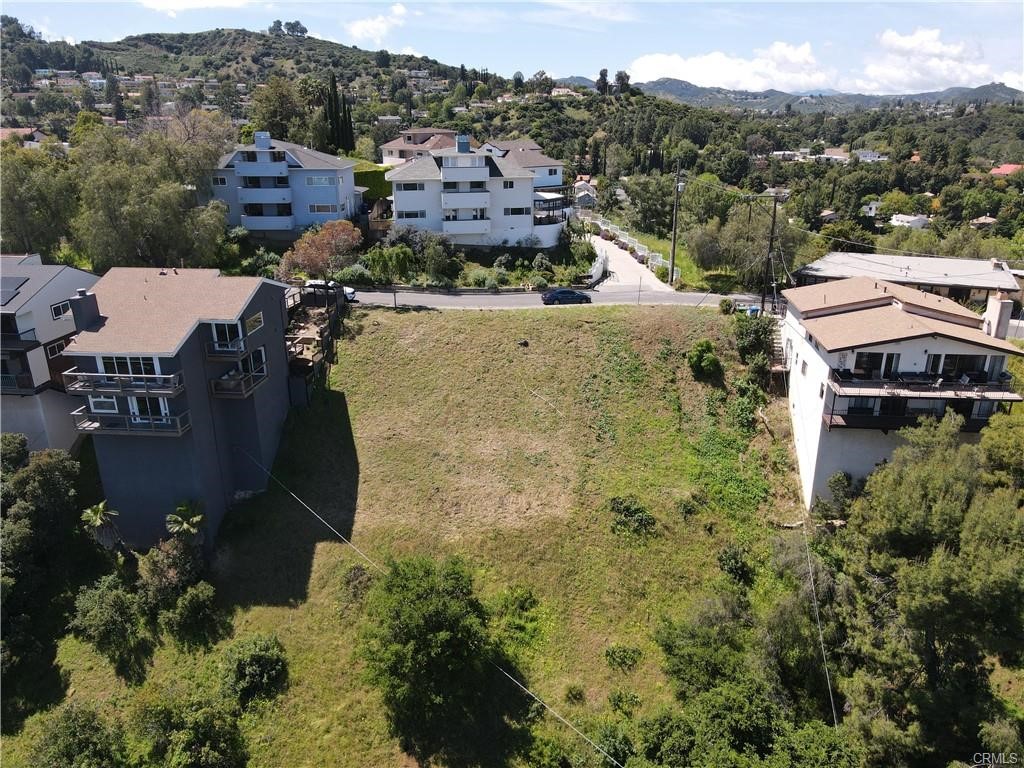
[63,367,185,396]
[71,407,191,436]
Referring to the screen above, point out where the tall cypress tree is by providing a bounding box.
[340,93,355,153]
[327,72,341,153]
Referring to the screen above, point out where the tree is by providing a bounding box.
[375,49,391,68]
[69,574,141,667]
[339,92,355,153]
[360,556,494,761]
[354,136,377,163]
[818,220,875,253]
[362,244,412,283]
[30,703,128,768]
[283,20,307,36]
[622,171,675,238]
[596,68,609,96]
[250,76,303,139]
[1,141,77,255]
[164,704,247,768]
[136,535,203,616]
[268,19,284,35]
[140,79,161,116]
[161,581,218,649]
[103,72,118,104]
[81,500,121,550]
[512,71,524,91]
[220,634,288,704]
[0,432,29,474]
[214,80,240,119]
[614,70,631,95]
[280,219,362,280]
[165,503,204,538]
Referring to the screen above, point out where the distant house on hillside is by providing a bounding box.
[970,215,998,230]
[853,149,889,163]
[890,213,929,229]
[861,200,883,218]
[990,163,1024,177]
[380,127,459,167]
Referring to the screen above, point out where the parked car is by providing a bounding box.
[542,288,592,305]
[342,286,357,302]
[304,280,356,302]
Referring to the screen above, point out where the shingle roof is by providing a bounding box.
[794,252,1020,292]
[0,256,95,314]
[66,268,272,357]
[783,276,981,322]
[384,155,442,181]
[217,139,357,171]
[380,134,457,152]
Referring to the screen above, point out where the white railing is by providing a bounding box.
[576,210,679,282]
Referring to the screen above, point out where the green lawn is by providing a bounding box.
[5,306,802,766]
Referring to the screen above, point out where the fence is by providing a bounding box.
[574,210,680,282]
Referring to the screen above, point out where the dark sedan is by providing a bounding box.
[541,288,592,305]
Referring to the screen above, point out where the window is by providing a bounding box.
[443,181,457,191]
[245,312,264,335]
[800,360,807,375]
[212,176,227,186]
[309,204,338,214]
[101,356,156,378]
[469,181,485,190]
[836,352,848,370]
[242,346,267,376]
[129,396,169,423]
[270,151,286,162]
[503,207,531,216]
[503,180,514,189]
[397,210,426,219]
[548,168,557,175]
[50,300,71,320]
[275,176,289,187]
[88,395,118,413]
[46,339,67,358]
[305,176,338,186]
[398,182,425,191]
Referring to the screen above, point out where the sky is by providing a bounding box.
[6,1,1023,94]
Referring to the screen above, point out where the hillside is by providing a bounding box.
[635,77,1023,112]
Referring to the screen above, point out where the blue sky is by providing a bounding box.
[7,1,1023,93]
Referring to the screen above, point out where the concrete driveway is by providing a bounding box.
[591,234,675,292]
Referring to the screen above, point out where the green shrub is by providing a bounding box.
[160,581,217,648]
[532,253,554,273]
[164,704,247,768]
[342,563,375,605]
[1,432,29,474]
[69,574,140,667]
[676,489,706,519]
[337,264,374,285]
[484,276,499,290]
[564,684,586,704]
[747,351,771,390]
[532,275,549,291]
[467,267,489,287]
[492,584,541,646]
[30,703,127,768]
[136,536,203,616]
[687,339,723,380]
[719,298,735,315]
[609,688,641,718]
[493,267,510,285]
[220,634,288,705]
[733,314,776,363]
[494,253,512,270]
[717,545,755,586]
[605,643,643,672]
[609,496,657,537]
[596,721,636,766]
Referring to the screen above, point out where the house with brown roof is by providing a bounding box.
[380,127,459,167]
[60,268,294,548]
[990,163,1024,177]
[779,276,1020,507]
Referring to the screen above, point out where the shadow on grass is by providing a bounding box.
[114,635,157,686]
[213,387,359,608]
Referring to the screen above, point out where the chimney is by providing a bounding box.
[982,291,1012,339]
[253,131,272,149]
[456,134,471,153]
[69,287,100,331]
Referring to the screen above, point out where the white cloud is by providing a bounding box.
[344,3,407,46]
[135,0,251,16]
[400,45,422,56]
[308,31,342,45]
[628,41,834,92]
[537,0,636,23]
[849,28,1011,93]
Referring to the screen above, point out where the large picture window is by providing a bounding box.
[245,312,264,335]
[101,356,156,378]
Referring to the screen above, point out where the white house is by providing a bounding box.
[573,179,597,209]
[780,277,1021,507]
[1,254,99,450]
[481,139,564,189]
[380,127,458,166]
[853,149,889,163]
[860,200,883,218]
[384,135,565,248]
[211,132,359,239]
[890,213,929,229]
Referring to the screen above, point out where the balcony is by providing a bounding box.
[440,166,489,183]
[823,410,990,433]
[442,218,490,235]
[827,369,1021,403]
[205,338,248,360]
[63,367,185,396]
[441,190,490,208]
[0,372,36,394]
[209,366,268,398]
[240,214,294,231]
[233,160,288,177]
[238,186,292,205]
[1,327,39,350]
[72,406,192,437]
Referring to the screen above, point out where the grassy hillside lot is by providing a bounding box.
[8,306,802,766]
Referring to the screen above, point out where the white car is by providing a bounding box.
[303,280,356,302]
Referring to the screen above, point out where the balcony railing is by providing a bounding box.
[1,327,39,350]
[0,372,35,393]
[63,367,185,396]
[823,409,990,433]
[209,366,268,398]
[205,338,247,359]
[442,218,490,235]
[828,369,1020,401]
[286,334,323,362]
[71,406,192,437]
[240,214,294,231]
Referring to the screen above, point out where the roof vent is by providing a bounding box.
[76,287,88,297]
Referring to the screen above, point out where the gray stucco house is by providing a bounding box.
[61,268,292,548]
[211,131,362,240]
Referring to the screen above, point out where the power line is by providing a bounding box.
[235,446,627,768]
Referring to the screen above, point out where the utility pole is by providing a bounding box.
[761,193,779,312]
[668,159,683,287]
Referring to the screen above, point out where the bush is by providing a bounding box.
[564,684,586,704]
[717,545,755,587]
[676,489,706,519]
[609,689,641,718]
[605,643,643,672]
[609,496,657,537]
[570,239,597,263]
[467,267,489,287]
[164,704,247,768]
[747,352,771,390]
[1,432,29,474]
[220,634,288,705]
[484,276,499,291]
[719,298,735,315]
[532,275,549,291]
[30,703,127,768]
[532,253,553,274]
[687,339,723,380]
[654,265,669,282]
[336,264,374,285]
[69,574,140,666]
[727,374,768,435]
[136,536,203,616]
[733,314,776,363]
[493,267,510,285]
[596,721,636,766]
[160,581,218,648]
[494,252,512,270]
[341,563,375,605]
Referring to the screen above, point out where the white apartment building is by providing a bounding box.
[1,254,99,450]
[780,277,1021,507]
[212,132,360,239]
[380,127,458,167]
[384,135,566,247]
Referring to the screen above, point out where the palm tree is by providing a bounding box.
[165,502,204,540]
[81,500,121,550]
